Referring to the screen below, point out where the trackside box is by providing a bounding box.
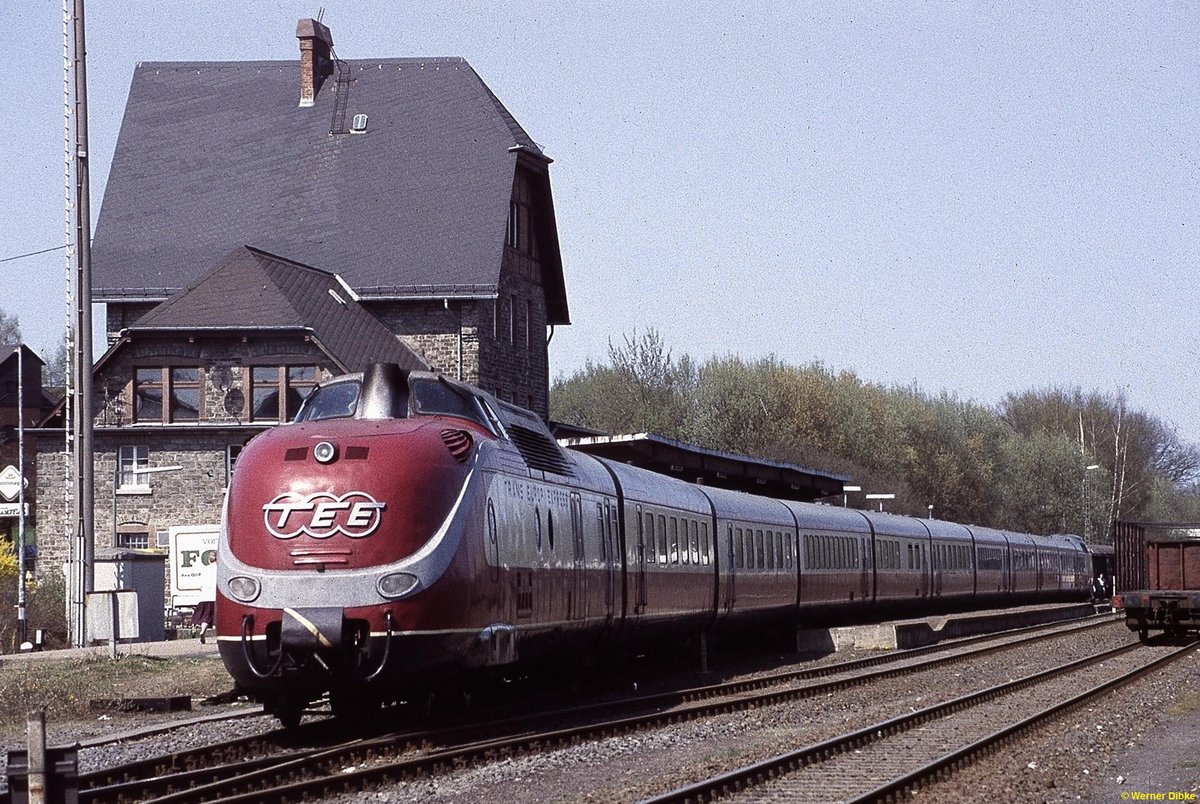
[169,524,219,609]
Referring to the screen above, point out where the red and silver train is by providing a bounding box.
[216,364,1092,724]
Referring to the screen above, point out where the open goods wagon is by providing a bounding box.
[1117,522,1200,640]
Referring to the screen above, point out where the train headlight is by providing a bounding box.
[227,576,261,602]
[313,441,338,464]
[378,572,420,599]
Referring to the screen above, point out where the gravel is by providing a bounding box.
[5,620,1196,803]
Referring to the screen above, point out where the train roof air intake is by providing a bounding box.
[508,424,573,475]
[440,429,473,463]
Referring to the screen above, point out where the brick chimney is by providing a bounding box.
[296,18,334,108]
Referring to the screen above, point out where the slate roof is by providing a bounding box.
[128,246,428,373]
[92,56,568,322]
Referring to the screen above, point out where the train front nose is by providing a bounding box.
[218,416,482,689]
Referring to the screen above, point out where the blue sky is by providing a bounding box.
[3,3,1198,442]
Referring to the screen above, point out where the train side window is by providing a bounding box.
[735,527,744,569]
[756,530,765,569]
[657,515,668,563]
[669,517,680,565]
[776,532,785,571]
[648,513,657,564]
[596,504,605,561]
[764,531,774,570]
[701,522,710,565]
[488,499,497,545]
[785,535,793,569]
[690,521,700,565]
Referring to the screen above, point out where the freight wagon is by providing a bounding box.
[1116,522,1200,641]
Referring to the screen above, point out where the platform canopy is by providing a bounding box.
[556,429,849,503]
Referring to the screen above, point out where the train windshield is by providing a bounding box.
[293,380,361,422]
[411,378,491,430]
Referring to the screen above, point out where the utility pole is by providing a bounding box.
[69,0,95,647]
[16,346,27,645]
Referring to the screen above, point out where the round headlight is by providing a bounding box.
[313,441,338,464]
[378,572,420,599]
[227,576,261,602]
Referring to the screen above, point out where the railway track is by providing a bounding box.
[67,613,1118,802]
[645,637,1199,803]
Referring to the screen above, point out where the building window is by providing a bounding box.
[133,367,203,423]
[506,201,524,251]
[170,367,201,421]
[525,300,532,350]
[509,294,517,345]
[506,186,538,257]
[226,444,243,486]
[115,523,150,549]
[249,366,318,422]
[133,368,163,422]
[118,445,149,490]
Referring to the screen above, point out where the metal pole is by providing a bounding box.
[70,0,95,647]
[16,345,27,645]
[26,709,47,804]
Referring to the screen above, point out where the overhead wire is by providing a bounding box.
[0,245,69,264]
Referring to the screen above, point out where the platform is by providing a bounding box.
[796,602,1110,652]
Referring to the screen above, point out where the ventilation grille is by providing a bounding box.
[508,425,573,475]
[284,448,308,461]
[345,446,370,460]
[440,429,474,463]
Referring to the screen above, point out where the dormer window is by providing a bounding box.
[249,365,319,422]
[505,173,540,258]
[132,366,204,423]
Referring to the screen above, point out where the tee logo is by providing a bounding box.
[263,491,386,539]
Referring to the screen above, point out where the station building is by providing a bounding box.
[34,19,569,586]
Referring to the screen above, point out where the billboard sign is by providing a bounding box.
[169,524,219,607]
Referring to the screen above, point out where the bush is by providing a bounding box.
[0,544,67,654]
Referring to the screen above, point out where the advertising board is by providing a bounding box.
[169,524,219,608]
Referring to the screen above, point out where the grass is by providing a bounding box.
[1165,690,1200,718]
[0,654,232,743]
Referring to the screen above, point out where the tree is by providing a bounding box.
[43,331,70,394]
[0,309,20,344]
[551,328,694,438]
